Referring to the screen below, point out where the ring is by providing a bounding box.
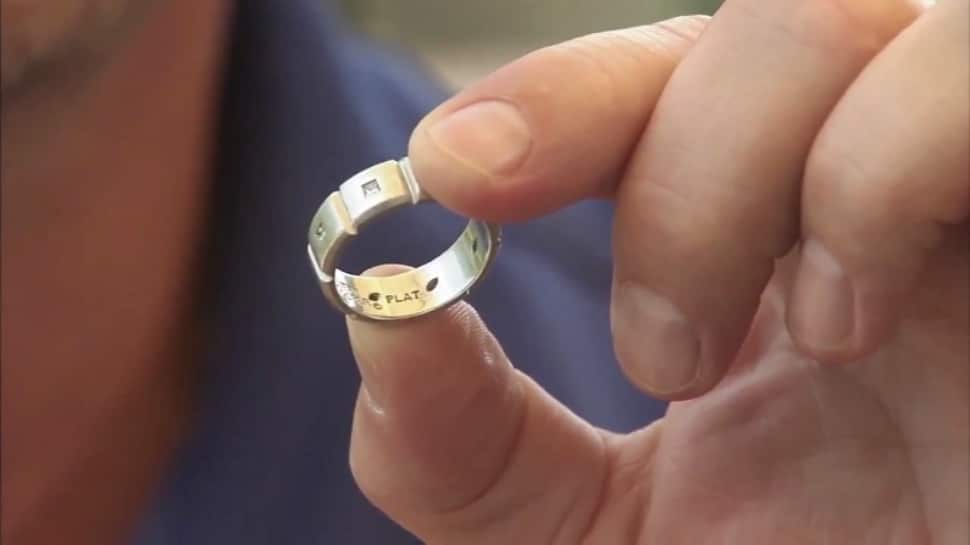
[307,158,502,321]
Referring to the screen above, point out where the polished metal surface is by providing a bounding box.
[307,158,501,320]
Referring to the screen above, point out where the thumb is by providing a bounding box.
[347,267,608,544]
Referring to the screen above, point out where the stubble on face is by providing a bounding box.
[1,0,150,103]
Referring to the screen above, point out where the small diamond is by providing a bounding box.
[362,179,381,197]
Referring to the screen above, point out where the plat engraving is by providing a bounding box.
[385,290,423,304]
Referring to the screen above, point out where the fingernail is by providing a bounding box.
[612,283,701,395]
[426,100,532,176]
[790,240,855,351]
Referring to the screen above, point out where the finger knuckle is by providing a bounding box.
[545,37,629,111]
[628,175,730,264]
[823,0,923,46]
[572,16,707,63]
[805,142,898,240]
[633,165,795,263]
[806,139,959,263]
[729,0,917,57]
[547,19,703,109]
[610,16,710,63]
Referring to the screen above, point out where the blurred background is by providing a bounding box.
[337,0,724,88]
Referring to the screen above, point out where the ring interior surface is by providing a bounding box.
[307,158,501,321]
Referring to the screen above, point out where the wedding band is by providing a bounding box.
[307,158,501,321]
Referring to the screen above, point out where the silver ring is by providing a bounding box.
[307,158,501,321]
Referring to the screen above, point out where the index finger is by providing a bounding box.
[407,16,708,222]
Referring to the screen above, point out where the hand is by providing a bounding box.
[346,1,968,543]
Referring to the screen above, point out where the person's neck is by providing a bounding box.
[1,1,230,543]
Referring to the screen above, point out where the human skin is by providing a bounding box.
[1,1,229,544]
[2,0,966,544]
[350,1,969,544]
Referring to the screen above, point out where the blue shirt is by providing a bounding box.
[134,1,665,543]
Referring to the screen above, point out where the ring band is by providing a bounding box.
[307,158,502,321]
